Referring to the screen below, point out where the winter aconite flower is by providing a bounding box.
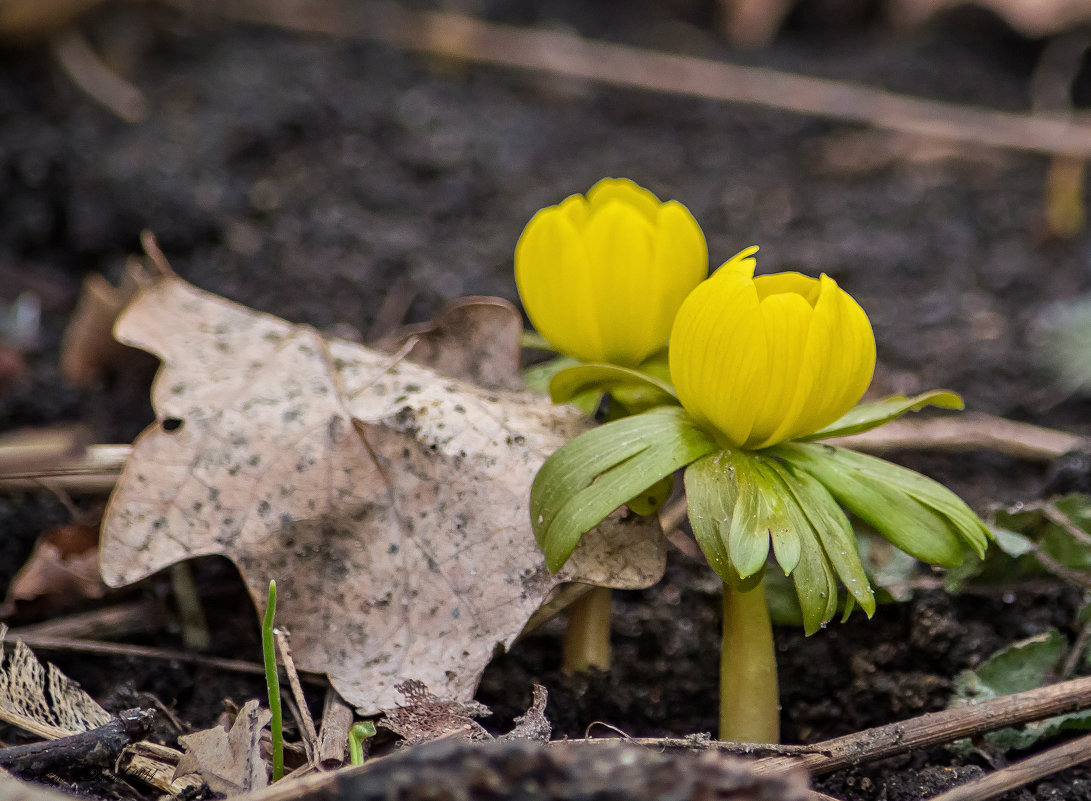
[531,241,989,745]
[669,247,875,449]
[515,178,707,367]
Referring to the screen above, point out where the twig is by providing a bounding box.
[1063,619,1091,680]
[834,413,1087,461]
[926,731,1091,801]
[0,708,155,776]
[575,734,831,758]
[275,629,319,766]
[5,600,166,641]
[186,0,1091,159]
[0,443,128,493]
[12,634,323,684]
[316,688,354,769]
[48,28,146,123]
[752,673,1091,776]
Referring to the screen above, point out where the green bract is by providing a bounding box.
[532,388,989,634]
[531,406,717,572]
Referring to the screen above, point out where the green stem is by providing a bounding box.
[719,579,779,743]
[262,580,284,781]
[562,586,612,673]
[348,721,376,766]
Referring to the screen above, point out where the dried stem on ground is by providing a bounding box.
[751,673,1091,776]
[8,634,327,682]
[316,689,354,769]
[925,731,1091,801]
[0,709,155,777]
[275,630,320,767]
[48,28,146,122]
[184,0,1091,158]
[5,601,166,641]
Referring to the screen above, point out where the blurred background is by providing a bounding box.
[2,0,1090,431]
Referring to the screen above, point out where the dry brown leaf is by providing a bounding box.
[99,273,664,713]
[175,699,270,794]
[372,296,524,391]
[502,683,551,742]
[1,521,104,617]
[60,261,148,388]
[380,679,492,745]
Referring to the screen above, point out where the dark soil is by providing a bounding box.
[3,3,1091,800]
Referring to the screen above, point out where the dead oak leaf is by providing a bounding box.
[99,274,664,713]
[175,699,270,794]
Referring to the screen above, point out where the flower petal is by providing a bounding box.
[515,208,603,361]
[670,269,766,448]
[649,200,708,343]
[586,177,661,222]
[789,275,875,437]
[754,274,873,446]
[582,201,659,365]
[745,291,813,447]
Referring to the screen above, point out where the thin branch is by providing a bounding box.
[316,688,354,769]
[834,413,1088,461]
[752,673,1091,776]
[182,0,1091,159]
[0,708,155,777]
[5,600,166,641]
[275,629,319,765]
[0,443,128,493]
[48,28,146,123]
[11,634,324,684]
[926,731,1091,801]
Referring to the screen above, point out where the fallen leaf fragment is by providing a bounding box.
[60,263,146,388]
[175,699,270,794]
[502,684,551,742]
[1,521,105,618]
[380,679,491,745]
[0,624,112,740]
[372,296,524,391]
[99,271,664,713]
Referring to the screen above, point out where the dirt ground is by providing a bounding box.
[3,2,1091,799]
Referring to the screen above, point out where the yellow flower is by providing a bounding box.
[515,178,707,367]
[669,247,875,450]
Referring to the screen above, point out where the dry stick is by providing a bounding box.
[832,413,1088,461]
[0,708,155,776]
[316,688,354,769]
[48,27,146,123]
[0,443,128,493]
[751,673,1091,777]
[5,600,166,641]
[197,0,1091,159]
[11,634,323,684]
[275,630,320,765]
[926,731,1091,801]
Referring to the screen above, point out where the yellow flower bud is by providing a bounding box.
[669,247,875,450]
[515,178,708,367]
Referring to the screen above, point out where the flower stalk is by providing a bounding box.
[719,579,779,743]
[561,585,613,673]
